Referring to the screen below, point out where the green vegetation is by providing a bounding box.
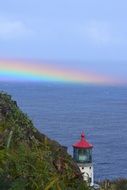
[99,179,127,190]
[0,92,89,190]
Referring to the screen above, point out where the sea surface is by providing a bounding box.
[1,82,127,181]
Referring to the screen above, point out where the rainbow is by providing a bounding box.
[0,59,121,85]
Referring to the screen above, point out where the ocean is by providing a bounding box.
[1,82,127,181]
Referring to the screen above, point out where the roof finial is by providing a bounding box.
[81,131,85,140]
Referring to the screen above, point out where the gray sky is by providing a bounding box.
[0,0,127,82]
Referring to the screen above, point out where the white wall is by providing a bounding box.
[79,164,94,186]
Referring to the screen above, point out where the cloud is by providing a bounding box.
[83,20,111,45]
[0,18,32,40]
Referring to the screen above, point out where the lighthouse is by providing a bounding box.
[73,132,94,186]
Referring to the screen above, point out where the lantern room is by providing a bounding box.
[73,132,93,163]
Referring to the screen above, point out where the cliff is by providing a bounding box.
[0,92,89,190]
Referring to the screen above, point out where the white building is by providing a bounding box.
[72,132,94,186]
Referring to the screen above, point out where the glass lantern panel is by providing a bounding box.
[73,148,92,163]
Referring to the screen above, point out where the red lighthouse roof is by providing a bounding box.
[73,132,93,149]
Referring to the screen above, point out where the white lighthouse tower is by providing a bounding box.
[72,132,94,186]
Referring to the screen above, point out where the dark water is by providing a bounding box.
[1,82,127,181]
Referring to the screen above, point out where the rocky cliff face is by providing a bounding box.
[0,92,89,190]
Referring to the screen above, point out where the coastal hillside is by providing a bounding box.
[0,92,89,190]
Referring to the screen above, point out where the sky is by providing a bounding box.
[0,0,127,84]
